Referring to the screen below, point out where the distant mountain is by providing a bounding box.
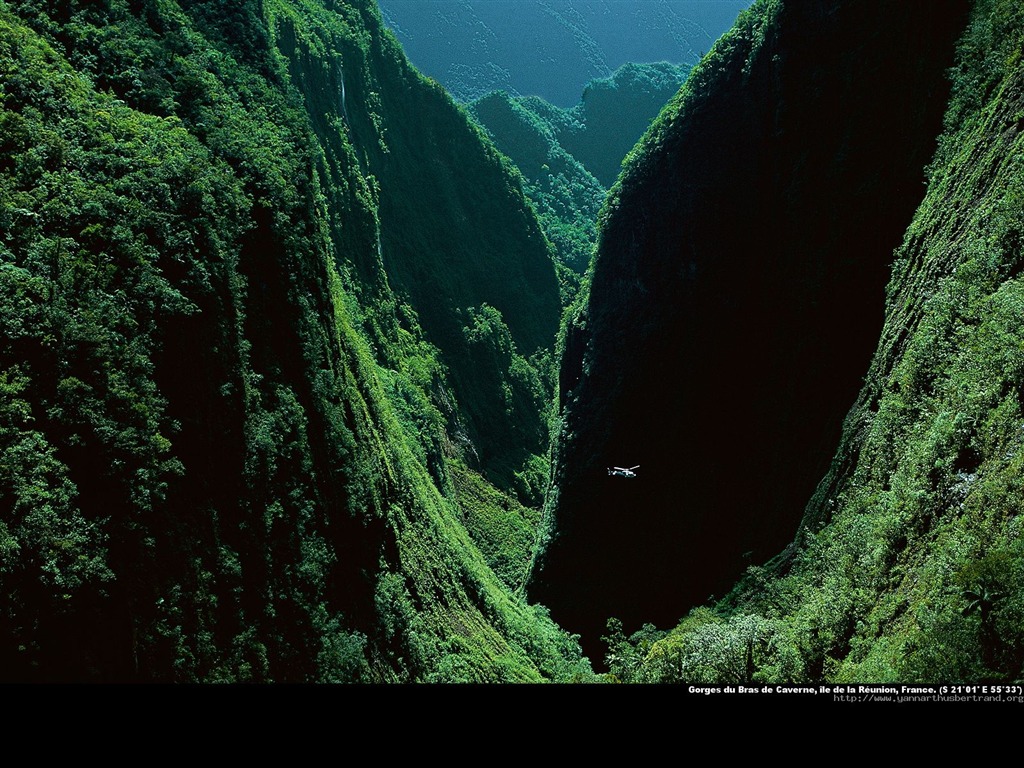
[470,62,691,282]
[555,61,694,187]
[378,0,751,106]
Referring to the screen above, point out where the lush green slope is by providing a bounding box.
[469,63,690,287]
[470,92,603,284]
[0,0,590,682]
[273,0,562,505]
[614,0,1024,684]
[533,0,971,662]
[557,62,693,188]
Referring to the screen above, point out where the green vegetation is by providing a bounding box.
[469,62,690,294]
[471,92,602,289]
[449,460,540,592]
[534,0,971,663]
[10,0,1017,687]
[0,0,591,682]
[592,0,1024,684]
[559,62,692,188]
[270,0,561,506]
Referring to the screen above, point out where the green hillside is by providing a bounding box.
[6,0,1023,686]
[0,0,589,682]
[542,0,1024,684]
[470,91,603,284]
[533,0,971,662]
[559,62,693,188]
[469,62,690,288]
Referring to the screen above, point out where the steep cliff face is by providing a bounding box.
[766,0,1024,681]
[618,0,1024,684]
[533,0,971,658]
[272,0,562,503]
[0,0,586,682]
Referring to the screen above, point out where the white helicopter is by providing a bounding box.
[607,465,639,478]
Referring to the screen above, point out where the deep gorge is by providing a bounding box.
[3,0,1023,684]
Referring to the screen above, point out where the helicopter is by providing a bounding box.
[607,465,639,478]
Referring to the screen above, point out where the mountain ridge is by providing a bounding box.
[4,0,1023,685]
[533,0,973,663]
[0,0,589,682]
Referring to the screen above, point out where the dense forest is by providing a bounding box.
[3,0,1023,685]
[470,62,691,282]
[0,0,590,682]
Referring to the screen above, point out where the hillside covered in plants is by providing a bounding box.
[0,0,591,682]
[5,0,1024,686]
[537,0,1024,683]
[470,62,690,282]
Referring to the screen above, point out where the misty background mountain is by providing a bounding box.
[379,2,754,297]
[378,0,752,106]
